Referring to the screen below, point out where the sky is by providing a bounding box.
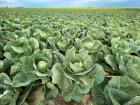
[0,0,140,7]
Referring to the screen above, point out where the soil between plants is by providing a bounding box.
[29,88,91,105]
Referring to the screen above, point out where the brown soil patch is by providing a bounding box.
[29,88,91,105]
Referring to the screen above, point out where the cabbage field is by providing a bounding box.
[0,8,140,105]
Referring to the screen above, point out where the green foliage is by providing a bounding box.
[0,8,140,105]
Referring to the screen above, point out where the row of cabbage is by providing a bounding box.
[0,8,140,105]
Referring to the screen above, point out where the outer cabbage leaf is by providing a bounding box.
[10,62,22,76]
[126,56,140,82]
[105,54,118,70]
[104,76,140,105]
[0,73,13,88]
[89,97,106,105]
[134,40,140,56]
[12,72,37,87]
[91,78,109,104]
[63,83,83,102]
[0,59,14,73]
[17,86,32,105]
[41,82,59,100]
[0,88,14,105]
[51,63,72,90]
[123,96,140,105]
[74,38,81,52]
[0,88,20,105]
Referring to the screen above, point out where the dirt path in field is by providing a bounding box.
[29,88,91,105]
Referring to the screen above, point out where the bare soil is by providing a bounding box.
[29,88,91,105]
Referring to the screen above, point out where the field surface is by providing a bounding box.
[0,8,140,105]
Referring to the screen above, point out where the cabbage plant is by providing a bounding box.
[0,73,35,105]
[87,28,105,40]
[33,25,54,42]
[51,47,104,102]
[111,38,140,54]
[20,49,57,78]
[47,35,73,52]
[4,37,40,62]
[91,76,140,105]
[62,26,81,39]
[81,36,103,54]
